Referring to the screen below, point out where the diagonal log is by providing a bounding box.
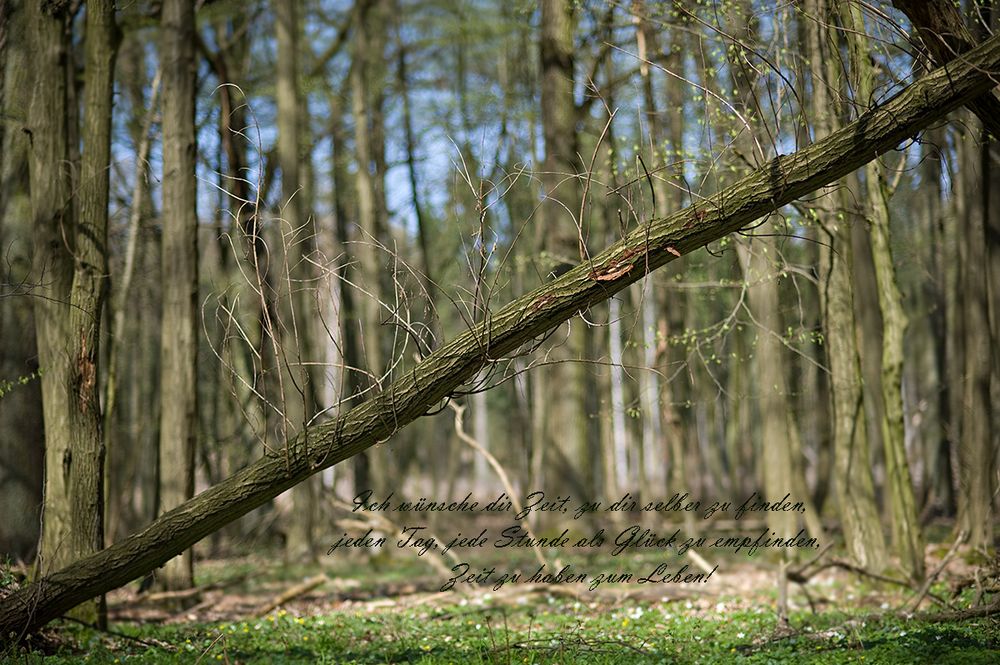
[4,29,1000,643]
[893,0,1000,138]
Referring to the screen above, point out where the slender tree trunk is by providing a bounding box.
[805,0,887,572]
[65,0,118,625]
[534,0,588,497]
[0,0,45,562]
[204,20,272,538]
[274,0,320,563]
[959,122,994,550]
[104,61,159,544]
[918,129,956,516]
[724,0,822,542]
[736,235,821,537]
[841,2,925,579]
[631,0,666,497]
[158,0,199,591]
[397,30,432,300]
[349,0,388,495]
[27,0,76,584]
[660,19,691,526]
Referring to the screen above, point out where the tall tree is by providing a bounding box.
[158,0,199,590]
[804,0,888,572]
[631,0,667,496]
[27,0,76,583]
[26,0,118,625]
[18,0,119,622]
[349,0,390,495]
[841,2,924,579]
[533,0,589,497]
[959,117,994,550]
[0,0,45,562]
[275,0,321,562]
[720,0,822,545]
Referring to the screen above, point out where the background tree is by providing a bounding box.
[157,0,199,591]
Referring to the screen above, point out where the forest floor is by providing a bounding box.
[3,537,998,663]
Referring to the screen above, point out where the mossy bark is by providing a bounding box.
[842,2,925,580]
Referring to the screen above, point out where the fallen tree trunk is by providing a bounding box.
[3,30,1000,642]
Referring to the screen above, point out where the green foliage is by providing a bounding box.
[14,598,999,663]
[0,556,17,591]
[0,368,42,400]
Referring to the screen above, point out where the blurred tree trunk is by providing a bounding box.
[530,0,588,498]
[661,18,692,530]
[27,0,76,583]
[0,0,44,562]
[158,0,199,591]
[793,0,833,518]
[349,0,389,496]
[804,0,887,572]
[275,0,320,563]
[724,0,821,542]
[920,130,956,516]
[989,1,1000,528]
[327,87,364,428]
[200,15,271,542]
[104,36,159,543]
[958,120,994,550]
[736,236,822,540]
[842,2,925,579]
[631,0,667,497]
[396,29,434,309]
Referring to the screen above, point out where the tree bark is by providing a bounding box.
[349,0,388,495]
[4,31,1000,639]
[959,124,994,550]
[726,0,822,543]
[892,0,1000,139]
[27,0,117,626]
[157,0,199,591]
[631,0,667,497]
[27,0,76,584]
[274,0,320,564]
[63,0,118,625]
[532,0,589,497]
[0,0,45,562]
[842,2,925,580]
[804,0,888,573]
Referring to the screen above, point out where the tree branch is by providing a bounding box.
[892,0,1000,138]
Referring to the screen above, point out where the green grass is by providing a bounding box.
[8,594,998,664]
[4,546,997,664]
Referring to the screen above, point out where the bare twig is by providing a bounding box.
[254,574,327,617]
[903,529,967,613]
[450,402,552,570]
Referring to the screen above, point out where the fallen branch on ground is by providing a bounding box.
[254,574,327,618]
